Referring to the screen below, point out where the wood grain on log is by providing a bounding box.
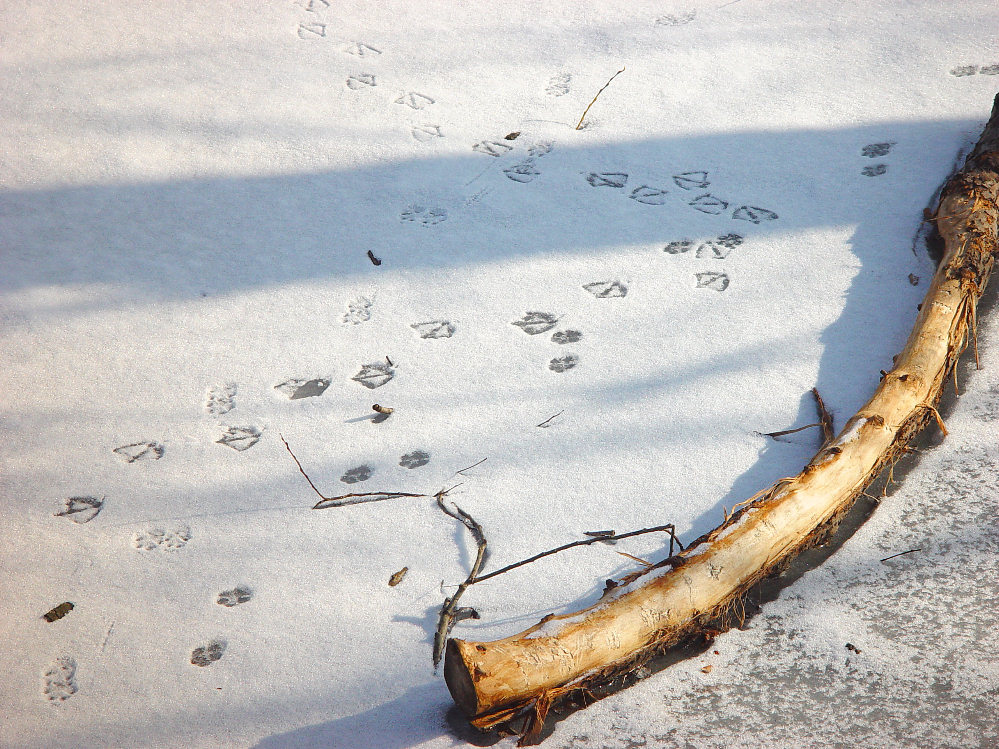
[444,93,999,741]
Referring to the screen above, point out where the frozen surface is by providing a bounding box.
[1,1,997,747]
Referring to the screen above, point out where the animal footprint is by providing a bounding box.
[346,73,377,90]
[862,142,894,158]
[948,63,999,77]
[629,185,669,205]
[583,281,627,298]
[344,41,380,57]
[512,311,559,335]
[549,355,579,373]
[695,271,730,291]
[42,657,77,702]
[673,171,710,190]
[113,442,164,463]
[862,164,887,177]
[400,205,448,226]
[352,362,395,389]
[586,172,628,188]
[473,140,513,157]
[191,640,226,667]
[217,587,253,607]
[274,378,331,400]
[399,450,430,469]
[552,330,582,344]
[697,242,729,259]
[504,160,541,183]
[655,11,696,26]
[297,22,326,39]
[206,383,237,416]
[342,296,373,324]
[697,234,744,259]
[54,496,103,524]
[664,239,694,254]
[411,320,455,339]
[688,194,728,214]
[134,526,191,552]
[216,426,261,452]
[341,465,372,483]
[395,92,434,110]
[732,206,778,223]
[528,142,554,157]
[546,73,571,96]
[412,124,443,142]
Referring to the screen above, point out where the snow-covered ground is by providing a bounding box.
[2,2,997,746]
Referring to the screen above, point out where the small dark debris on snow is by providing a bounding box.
[389,567,409,587]
[42,602,74,622]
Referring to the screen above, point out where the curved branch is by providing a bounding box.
[443,93,999,739]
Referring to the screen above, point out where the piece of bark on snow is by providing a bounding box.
[443,92,999,739]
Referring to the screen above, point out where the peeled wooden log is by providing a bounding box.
[444,93,999,740]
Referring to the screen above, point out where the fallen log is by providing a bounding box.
[444,92,999,743]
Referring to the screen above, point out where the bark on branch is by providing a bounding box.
[443,93,999,742]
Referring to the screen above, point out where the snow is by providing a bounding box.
[1,1,997,747]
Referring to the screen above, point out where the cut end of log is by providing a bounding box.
[443,639,480,717]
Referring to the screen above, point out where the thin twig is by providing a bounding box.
[881,460,895,498]
[963,285,982,369]
[455,457,488,476]
[537,410,565,428]
[760,423,821,439]
[433,490,488,668]
[312,492,428,510]
[280,434,330,500]
[575,67,625,130]
[971,294,981,369]
[880,548,922,562]
[616,551,653,568]
[812,387,835,444]
[470,524,683,585]
[918,403,949,437]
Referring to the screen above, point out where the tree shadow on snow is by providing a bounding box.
[5,114,993,746]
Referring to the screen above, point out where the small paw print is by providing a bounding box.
[664,240,693,254]
[42,657,77,701]
[549,355,579,373]
[191,640,226,667]
[862,164,887,177]
[134,526,191,551]
[341,465,372,484]
[399,451,430,469]
[552,330,582,344]
[217,587,253,607]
